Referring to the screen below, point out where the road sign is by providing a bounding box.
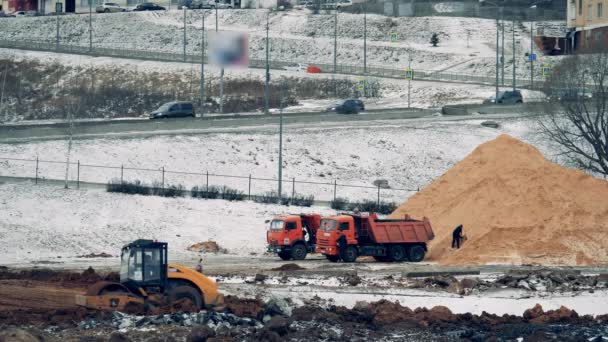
[357,79,366,90]
[389,32,398,43]
[542,65,551,77]
[528,53,537,62]
[405,68,414,80]
[55,2,62,13]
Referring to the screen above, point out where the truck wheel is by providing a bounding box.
[326,255,340,262]
[167,285,203,311]
[388,245,407,262]
[408,245,426,262]
[341,246,358,263]
[278,250,291,260]
[291,244,307,260]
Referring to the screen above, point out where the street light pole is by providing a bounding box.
[501,15,505,86]
[200,10,205,116]
[512,18,516,90]
[89,0,92,52]
[215,5,225,113]
[264,11,270,114]
[56,9,60,50]
[530,14,534,89]
[495,6,500,100]
[363,3,367,75]
[277,88,284,203]
[183,6,187,62]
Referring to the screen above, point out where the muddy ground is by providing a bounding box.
[1,266,608,341]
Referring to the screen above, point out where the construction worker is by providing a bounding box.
[195,257,204,273]
[452,224,464,249]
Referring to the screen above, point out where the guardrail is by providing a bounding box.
[0,38,545,90]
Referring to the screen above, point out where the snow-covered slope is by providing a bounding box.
[0,9,561,78]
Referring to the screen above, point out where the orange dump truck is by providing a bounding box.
[316,213,434,262]
[266,214,321,260]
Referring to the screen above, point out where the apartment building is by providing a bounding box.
[567,0,608,51]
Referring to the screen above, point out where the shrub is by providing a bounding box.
[163,184,185,198]
[191,185,221,199]
[221,186,245,201]
[255,191,280,204]
[150,181,164,196]
[290,194,315,207]
[331,197,349,210]
[106,179,150,195]
[346,200,398,215]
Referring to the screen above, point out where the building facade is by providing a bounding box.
[567,0,608,51]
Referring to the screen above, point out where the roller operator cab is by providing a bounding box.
[266,214,321,260]
[76,239,223,312]
[316,213,435,263]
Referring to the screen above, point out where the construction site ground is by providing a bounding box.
[2,254,608,341]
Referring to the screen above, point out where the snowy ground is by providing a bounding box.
[0,181,334,264]
[0,48,545,118]
[0,10,562,79]
[0,116,551,202]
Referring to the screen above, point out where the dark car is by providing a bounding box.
[149,101,195,119]
[133,2,166,11]
[335,99,364,114]
[484,90,523,104]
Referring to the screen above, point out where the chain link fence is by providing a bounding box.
[0,156,418,204]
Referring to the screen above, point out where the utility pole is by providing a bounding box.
[89,0,92,52]
[333,8,337,74]
[277,86,285,204]
[216,5,224,113]
[501,17,505,86]
[183,6,187,62]
[407,54,412,108]
[264,11,270,114]
[56,6,60,50]
[530,16,534,89]
[363,3,367,74]
[512,18,516,90]
[495,6,500,100]
[200,10,205,116]
[333,7,338,96]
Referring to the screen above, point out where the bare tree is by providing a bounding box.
[540,51,608,176]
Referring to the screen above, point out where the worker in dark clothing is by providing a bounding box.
[338,234,347,260]
[452,224,464,249]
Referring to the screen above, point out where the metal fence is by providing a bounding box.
[0,156,418,204]
[0,38,545,90]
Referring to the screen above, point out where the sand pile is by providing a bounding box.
[391,134,608,265]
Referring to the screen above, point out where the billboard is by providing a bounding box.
[208,31,249,68]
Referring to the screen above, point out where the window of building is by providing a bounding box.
[579,0,583,15]
[588,4,593,19]
[596,31,602,42]
[598,2,603,17]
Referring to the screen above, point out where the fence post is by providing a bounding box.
[333,180,337,202]
[77,160,80,189]
[161,167,165,191]
[35,156,39,185]
[206,170,209,191]
[292,177,295,198]
[120,164,124,184]
[377,184,380,208]
[248,174,252,200]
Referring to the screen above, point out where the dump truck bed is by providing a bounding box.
[362,217,434,244]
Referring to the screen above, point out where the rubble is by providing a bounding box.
[270,263,305,272]
[187,241,226,254]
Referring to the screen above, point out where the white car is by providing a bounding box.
[95,2,127,12]
[213,1,234,8]
[11,11,27,17]
[282,63,308,72]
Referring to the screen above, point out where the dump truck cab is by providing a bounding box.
[317,213,434,263]
[77,239,223,312]
[267,214,321,260]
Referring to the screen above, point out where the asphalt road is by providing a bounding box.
[0,108,435,142]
